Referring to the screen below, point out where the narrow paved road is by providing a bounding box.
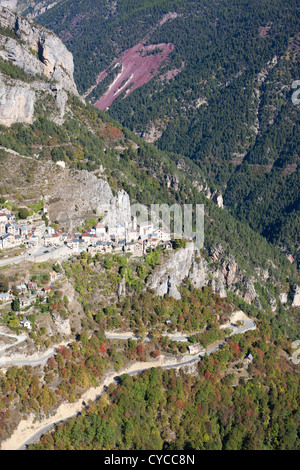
[105,332,189,342]
[0,319,256,369]
[0,351,56,368]
[0,331,27,354]
[10,318,256,450]
[105,318,256,344]
[0,246,71,268]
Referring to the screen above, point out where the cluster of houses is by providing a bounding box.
[0,208,175,333]
[15,279,54,308]
[0,271,59,312]
[0,204,174,259]
[0,209,45,250]
[0,209,175,330]
[45,219,173,257]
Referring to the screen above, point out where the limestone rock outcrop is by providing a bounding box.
[207,189,224,208]
[51,313,71,337]
[117,277,126,302]
[0,0,58,18]
[0,77,35,126]
[147,242,263,304]
[0,6,78,126]
[292,286,300,307]
[0,1,17,11]
[279,292,288,304]
[46,169,132,233]
[98,189,132,229]
[147,243,196,299]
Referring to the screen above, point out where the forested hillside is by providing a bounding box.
[0,6,299,451]
[32,0,300,260]
[28,323,300,451]
[0,95,298,292]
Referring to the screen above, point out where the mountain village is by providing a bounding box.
[0,205,173,255]
[0,203,173,327]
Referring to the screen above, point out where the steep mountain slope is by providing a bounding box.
[0,6,78,126]
[0,6,299,315]
[28,0,300,260]
[0,8,299,451]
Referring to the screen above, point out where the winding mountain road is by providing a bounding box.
[15,352,209,451]
[0,331,27,355]
[0,316,256,451]
[0,315,256,368]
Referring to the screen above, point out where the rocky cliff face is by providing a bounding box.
[43,169,132,233]
[0,146,133,234]
[0,1,17,9]
[0,76,35,126]
[147,242,287,310]
[0,1,60,18]
[97,188,132,229]
[0,6,78,126]
[147,243,197,300]
[292,286,300,308]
